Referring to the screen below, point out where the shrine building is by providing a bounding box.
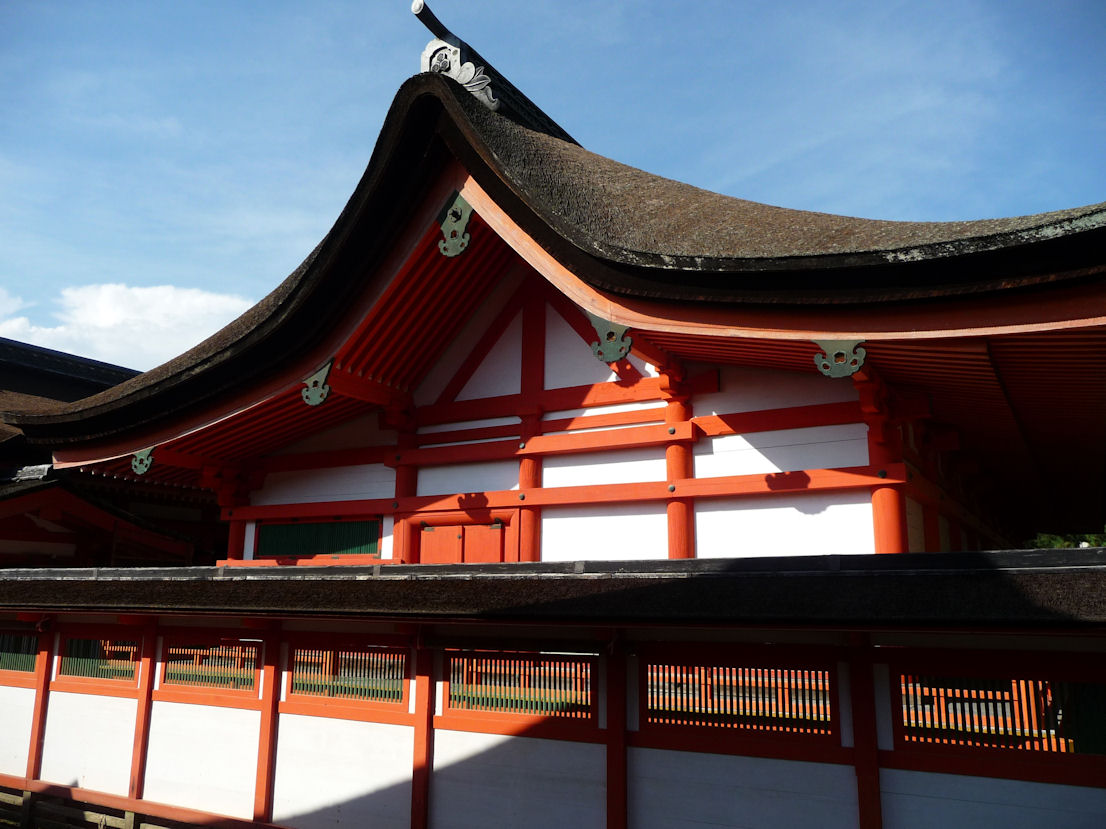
[0,5,1104,828]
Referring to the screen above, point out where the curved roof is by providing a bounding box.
[6,71,1106,446]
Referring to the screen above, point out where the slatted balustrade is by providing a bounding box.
[899,673,1106,755]
[446,652,594,719]
[0,632,37,673]
[291,645,406,703]
[644,662,834,734]
[58,637,138,681]
[162,641,259,691]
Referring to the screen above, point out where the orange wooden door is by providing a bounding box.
[462,524,505,563]
[420,525,462,563]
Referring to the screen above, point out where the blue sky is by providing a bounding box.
[2,1,1104,370]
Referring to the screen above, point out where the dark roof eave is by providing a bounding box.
[0,550,1103,627]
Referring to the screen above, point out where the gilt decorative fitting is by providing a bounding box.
[586,312,632,363]
[301,361,332,407]
[814,340,866,378]
[437,192,473,257]
[131,448,154,476]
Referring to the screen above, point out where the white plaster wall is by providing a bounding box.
[905,497,925,553]
[695,492,876,557]
[544,305,619,390]
[694,424,869,478]
[143,701,260,819]
[379,515,394,560]
[252,464,395,506]
[39,691,136,795]
[880,769,1106,829]
[243,521,256,560]
[692,364,859,415]
[542,503,668,561]
[629,747,858,829]
[431,730,605,829]
[456,312,522,401]
[272,714,412,829]
[0,684,35,776]
[417,460,519,496]
[543,447,667,488]
[413,269,525,406]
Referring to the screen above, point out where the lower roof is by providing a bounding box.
[1,550,1103,628]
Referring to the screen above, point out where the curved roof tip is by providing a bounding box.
[411,1,452,42]
[409,0,578,144]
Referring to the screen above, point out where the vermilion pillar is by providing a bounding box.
[665,397,694,559]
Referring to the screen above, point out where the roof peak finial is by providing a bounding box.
[414,1,500,112]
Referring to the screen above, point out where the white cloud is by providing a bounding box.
[0,287,29,318]
[0,283,254,372]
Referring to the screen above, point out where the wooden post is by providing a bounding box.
[394,462,418,563]
[25,627,54,782]
[253,633,281,822]
[411,643,435,829]
[226,520,247,560]
[518,412,543,563]
[128,623,157,800]
[605,638,628,829]
[665,396,694,559]
[848,636,883,829]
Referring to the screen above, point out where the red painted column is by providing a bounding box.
[665,397,694,559]
[128,622,157,800]
[25,624,55,781]
[867,417,907,555]
[394,460,418,563]
[411,643,435,829]
[253,632,281,821]
[605,640,628,829]
[518,294,545,564]
[226,520,247,560]
[848,636,883,829]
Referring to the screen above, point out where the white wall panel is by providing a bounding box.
[693,365,858,415]
[431,730,605,829]
[272,715,412,829]
[543,447,666,488]
[542,504,668,561]
[252,464,395,506]
[39,691,136,795]
[544,305,618,390]
[379,515,394,560]
[695,492,875,557]
[0,684,35,776]
[629,747,858,829]
[881,769,1106,829]
[143,701,260,819]
[456,312,522,401]
[417,460,519,496]
[413,270,524,406]
[694,424,869,478]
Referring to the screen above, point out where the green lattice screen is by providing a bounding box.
[0,632,37,673]
[58,637,138,681]
[256,520,380,558]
